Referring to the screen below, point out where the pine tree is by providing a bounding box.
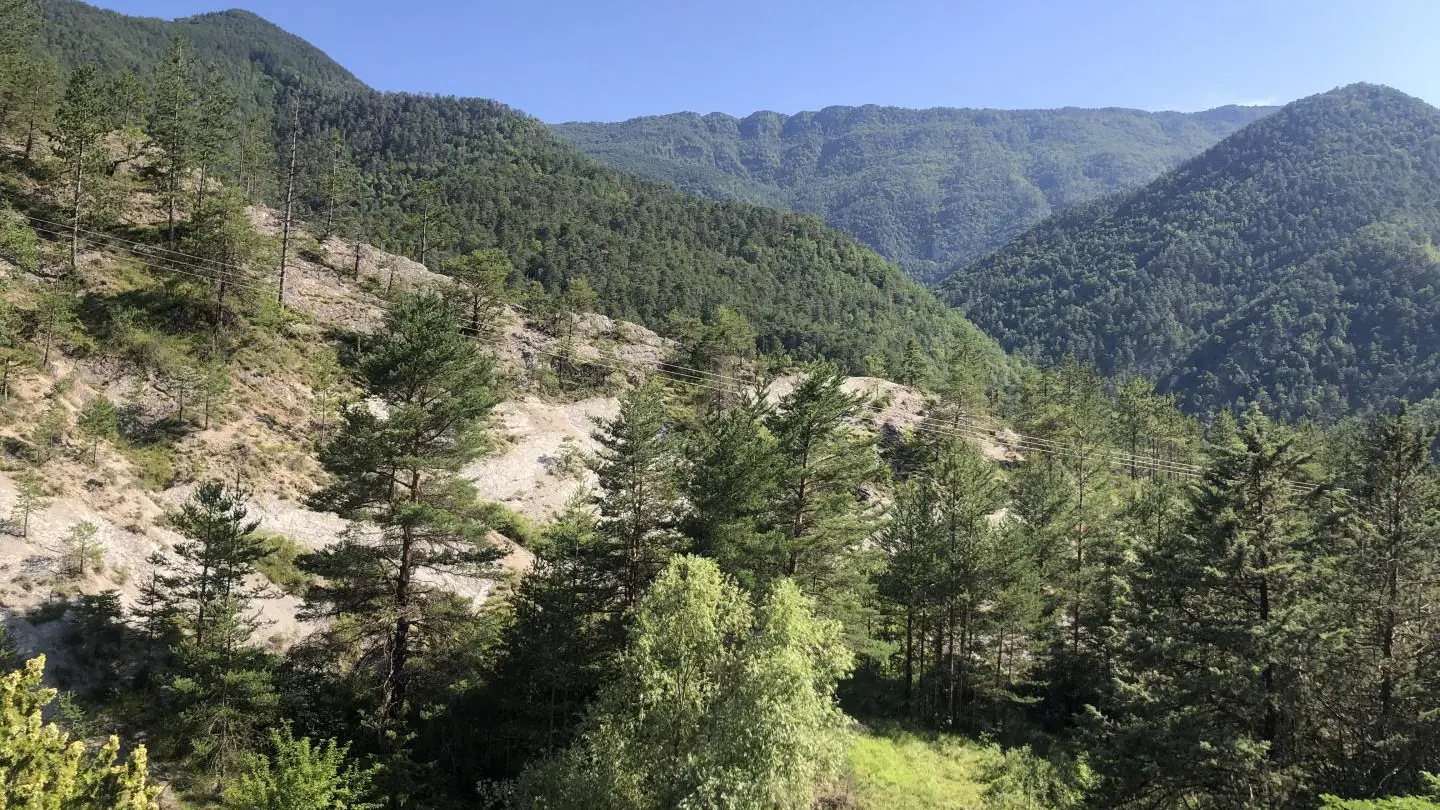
[0,291,30,402]
[1329,407,1440,795]
[680,393,777,564]
[191,65,233,212]
[150,37,196,245]
[182,186,267,349]
[1111,408,1331,809]
[53,63,109,271]
[164,481,277,777]
[76,396,117,464]
[758,362,880,637]
[590,379,684,611]
[306,292,501,724]
[7,471,48,538]
[444,248,510,337]
[59,520,102,579]
[33,281,88,369]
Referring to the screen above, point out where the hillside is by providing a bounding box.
[35,0,1007,379]
[943,83,1440,419]
[39,0,362,93]
[554,104,1275,283]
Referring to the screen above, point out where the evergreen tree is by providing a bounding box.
[1329,407,1440,795]
[444,248,510,337]
[150,36,196,244]
[8,471,48,538]
[53,63,109,271]
[680,393,777,563]
[306,292,501,724]
[589,379,684,611]
[758,362,880,638]
[163,481,277,777]
[76,395,118,464]
[1109,408,1331,809]
[33,281,88,369]
[59,520,102,579]
[191,65,233,212]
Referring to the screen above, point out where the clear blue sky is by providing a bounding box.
[92,0,1440,122]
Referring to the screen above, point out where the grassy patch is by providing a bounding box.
[255,531,313,596]
[118,442,176,491]
[844,726,999,810]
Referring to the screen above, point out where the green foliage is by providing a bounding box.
[76,395,118,463]
[224,726,380,810]
[946,84,1440,420]
[512,555,853,810]
[254,531,312,596]
[306,292,501,730]
[59,519,102,578]
[0,655,160,809]
[556,105,1272,284]
[843,729,997,810]
[7,470,49,538]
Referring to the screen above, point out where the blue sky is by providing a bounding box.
[93,0,1440,122]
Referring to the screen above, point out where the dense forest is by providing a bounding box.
[944,83,1440,421]
[556,104,1273,284]
[1,1,1439,809]
[33,0,1007,380]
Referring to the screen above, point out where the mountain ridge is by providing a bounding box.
[555,102,1277,282]
[942,82,1440,419]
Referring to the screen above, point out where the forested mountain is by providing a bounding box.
[7,1,1440,808]
[34,0,1004,377]
[943,83,1440,420]
[39,0,362,94]
[555,104,1275,283]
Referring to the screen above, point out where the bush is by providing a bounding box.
[255,532,313,596]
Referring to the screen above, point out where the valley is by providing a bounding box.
[0,2,1437,809]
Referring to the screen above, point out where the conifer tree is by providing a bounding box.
[306,292,501,724]
[1111,408,1331,809]
[445,248,511,337]
[758,362,879,636]
[150,37,196,244]
[680,393,777,564]
[33,281,87,369]
[1329,407,1440,794]
[590,379,684,611]
[163,481,277,777]
[77,396,117,464]
[7,471,48,538]
[54,64,109,271]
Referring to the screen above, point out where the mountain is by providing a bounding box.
[36,0,1005,376]
[942,83,1440,420]
[39,0,362,92]
[553,104,1276,284]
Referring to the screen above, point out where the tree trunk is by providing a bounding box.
[69,140,84,272]
[277,103,300,309]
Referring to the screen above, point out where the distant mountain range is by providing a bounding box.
[554,104,1276,284]
[942,83,1440,420]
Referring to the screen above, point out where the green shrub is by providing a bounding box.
[255,531,313,596]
